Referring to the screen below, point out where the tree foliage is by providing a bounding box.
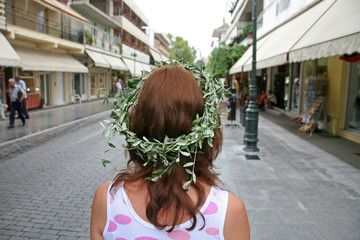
[207,42,247,78]
[167,33,197,63]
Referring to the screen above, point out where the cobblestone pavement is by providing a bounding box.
[0,111,359,239]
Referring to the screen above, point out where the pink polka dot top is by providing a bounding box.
[103,182,229,240]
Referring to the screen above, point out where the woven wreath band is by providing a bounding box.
[100,60,229,190]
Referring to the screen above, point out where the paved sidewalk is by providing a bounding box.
[220,115,360,239]
[0,99,111,144]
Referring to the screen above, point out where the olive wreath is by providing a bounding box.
[99,59,229,190]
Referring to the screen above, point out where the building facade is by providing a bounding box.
[0,0,88,109]
[229,0,360,143]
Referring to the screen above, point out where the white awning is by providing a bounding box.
[14,46,88,72]
[122,58,143,77]
[289,0,360,62]
[231,32,274,74]
[0,32,21,67]
[255,0,335,69]
[230,45,253,75]
[160,54,169,61]
[141,63,152,73]
[149,48,162,63]
[102,54,128,71]
[33,0,88,23]
[86,49,110,68]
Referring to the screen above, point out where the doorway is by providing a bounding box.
[40,72,52,105]
[72,73,87,101]
[56,72,65,105]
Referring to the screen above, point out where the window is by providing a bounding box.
[90,26,98,38]
[345,62,360,135]
[36,4,46,33]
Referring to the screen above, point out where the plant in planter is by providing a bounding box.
[40,98,44,109]
[102,38,105,48]
[242,25,253,38]
[85,30,93,45]
[117,42,123,54]
[109,43,112,50]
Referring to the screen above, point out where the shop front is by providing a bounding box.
[344,61,360,137]
[12,46,88,108]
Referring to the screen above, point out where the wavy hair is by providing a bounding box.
[111,65,223,232]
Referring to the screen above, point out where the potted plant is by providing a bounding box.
[85,30,93,45]
[117,42,123,54]
[242,25,253,38]
[40,98,44,109]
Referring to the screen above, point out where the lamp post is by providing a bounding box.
[131,52,137,77]
[244,0,259,152]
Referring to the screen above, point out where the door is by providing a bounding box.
[72,73,81,96]
[72,73,87,101]
[40,72,52,105]
[56,72,65,105]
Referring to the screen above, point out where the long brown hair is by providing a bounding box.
[111,65,223,232]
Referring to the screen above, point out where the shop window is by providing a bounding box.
[302,59,327,113]
[290,63,300,112]
[345,61,360,134]
[18,70,36,94]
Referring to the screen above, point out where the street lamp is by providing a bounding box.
[131,52,137,77]
[244,0,259,152]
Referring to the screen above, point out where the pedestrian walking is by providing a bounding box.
[115,77,123,94]
[7,78,25,128]
[0,90,8,120]
[91,62,250,239]
[15,75,29,119]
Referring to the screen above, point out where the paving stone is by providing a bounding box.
[0,106,359,240]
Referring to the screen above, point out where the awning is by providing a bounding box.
[254,0,335,69]
[102,54,128,71]
[230,32,274,74]
[70,1,121,28]
[141,63,152,73]
[289,0,360,62]
[149,48,162,63]
[160,54,169,61]
[0,32,21,67]
[33,0,88,23]
[14,46,88,72]
[230,45,253,75]
[122,58,143,77]
[86,49,110,68]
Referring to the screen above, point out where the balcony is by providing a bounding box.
[85,25,121,54]
[5,2,85,44]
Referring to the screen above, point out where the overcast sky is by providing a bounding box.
[132,0,232,60]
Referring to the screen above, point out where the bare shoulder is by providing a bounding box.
[95,181,112,198]
[223,192,250,240]
[90,181,111,240]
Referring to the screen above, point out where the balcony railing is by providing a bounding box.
[5,2,84,44]
[85,25,122,54]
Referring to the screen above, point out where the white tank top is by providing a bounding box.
[103,182,229,240]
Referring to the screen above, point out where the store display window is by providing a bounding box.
[290,63,300,112]
[302,59,327,113]
[18,70,36,93]
[345,61,360,134]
